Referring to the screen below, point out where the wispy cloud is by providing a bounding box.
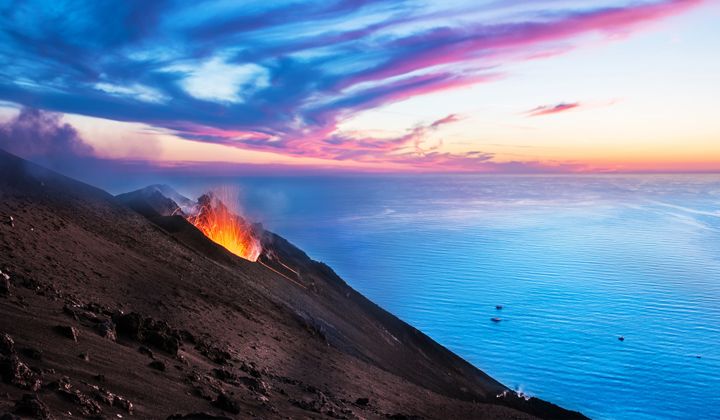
[0,0,705,171]
[527,102,581,117]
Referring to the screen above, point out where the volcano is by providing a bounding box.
[0,148,586,419]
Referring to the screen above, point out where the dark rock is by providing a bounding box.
[355,397,370,406]
[167,413,233,420]
[0,356,42,391]
[6,216,13,227]
[138,345,154,358]
[13,394,50,419]
[239,361,261,378]
[387,414,420,420]
[179,329,196,344]
[212,368,237,384]
[62,305,80,320]
[196,341,231,365]
[0,333,15,356]
[240,376,270,395]
[90,386,115,406]
[115,312,142,338]
[95,320,117,341]
[20,347,42,361]
[115,312,181,355]
[78,352,90,361]
[145,328,180,355]
[0,270,10,296]
[213,392,240,414]
[94,374,106,383]
[113,395,134,414]
[54,325,78,341]
[46,376,71,392]
[149,360,166,371]
[0,413,21,420]
[57,388,102,417]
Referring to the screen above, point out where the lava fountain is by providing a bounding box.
[186,191,263,262]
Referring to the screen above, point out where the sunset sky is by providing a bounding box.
[0,0,718,173]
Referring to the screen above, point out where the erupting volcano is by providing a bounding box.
[186,192,263,261]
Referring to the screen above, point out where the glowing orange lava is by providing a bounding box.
[186,192,262,261]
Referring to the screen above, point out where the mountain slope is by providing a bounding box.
[0,149,585,419]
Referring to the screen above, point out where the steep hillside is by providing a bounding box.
[0,149,585,419]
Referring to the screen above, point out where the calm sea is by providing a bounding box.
[191,174,720,419]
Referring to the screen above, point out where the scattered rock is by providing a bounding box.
[213,392,240,414]
[20,347,43,361]
[0,356,42,391]
[491,317,501,323]
[54,325,78,341]
[57,388,102,417]
[618,336,625,342]
[496,305,503,310]
[13,394,50,419]
[355,397,370,406]
[149,360,166,371]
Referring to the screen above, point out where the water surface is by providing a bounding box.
[200,174,720,419]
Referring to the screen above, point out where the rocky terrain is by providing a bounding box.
[0,148,587,419]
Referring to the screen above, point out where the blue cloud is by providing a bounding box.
[0,0,703,168]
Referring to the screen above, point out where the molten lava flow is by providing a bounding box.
[186,193,262,261]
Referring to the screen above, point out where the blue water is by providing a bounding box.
[187,174,720,419]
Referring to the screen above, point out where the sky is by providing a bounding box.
[0,0,718,175]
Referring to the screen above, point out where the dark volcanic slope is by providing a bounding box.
[0,149,586,419]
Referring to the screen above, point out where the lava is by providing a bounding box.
[186,192,262,261]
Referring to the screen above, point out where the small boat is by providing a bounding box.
[618,336,625,341]
[495,305,503,310]
[491,317,501,323]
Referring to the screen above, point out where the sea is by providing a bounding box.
[187,174,720,420]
